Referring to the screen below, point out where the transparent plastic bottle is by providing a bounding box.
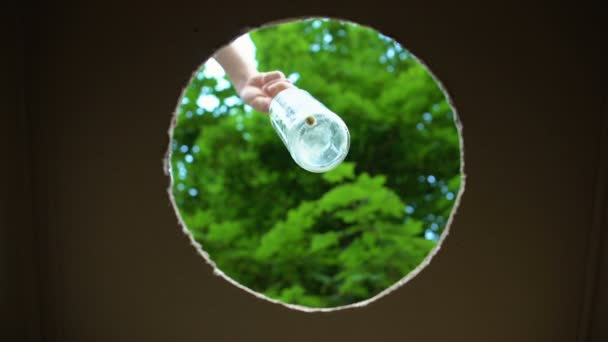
[269,87,350,173]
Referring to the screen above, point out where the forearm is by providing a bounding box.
[211,41,292,113]
[213,43,257,95]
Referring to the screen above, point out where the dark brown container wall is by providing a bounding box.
[2,1,607,341]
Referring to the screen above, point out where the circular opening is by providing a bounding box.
[168,17,464,310]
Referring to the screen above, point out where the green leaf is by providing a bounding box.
[321,162,356,183]
[310,232,340,253]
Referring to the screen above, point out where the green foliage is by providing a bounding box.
[170,18,462,308]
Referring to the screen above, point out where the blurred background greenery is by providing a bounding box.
[170,18,462,308]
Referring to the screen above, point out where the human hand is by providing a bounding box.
[238,71,294,113]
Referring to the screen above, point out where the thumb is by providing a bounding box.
[249,95,272,114]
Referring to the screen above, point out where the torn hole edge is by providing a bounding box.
[162,16,466,313]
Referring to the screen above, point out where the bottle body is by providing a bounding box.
[269,88,350,173]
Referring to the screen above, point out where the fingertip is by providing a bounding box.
[267,80,293,97]
[262,71,285,83]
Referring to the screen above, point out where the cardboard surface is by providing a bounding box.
[4,1,606,341]
[1,10,41,341]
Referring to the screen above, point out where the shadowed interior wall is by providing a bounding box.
[1,15,22,341]
[1,9,40,341]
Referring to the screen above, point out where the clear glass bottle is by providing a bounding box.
[269,88,350,173]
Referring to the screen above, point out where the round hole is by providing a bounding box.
[168,17,464,310]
